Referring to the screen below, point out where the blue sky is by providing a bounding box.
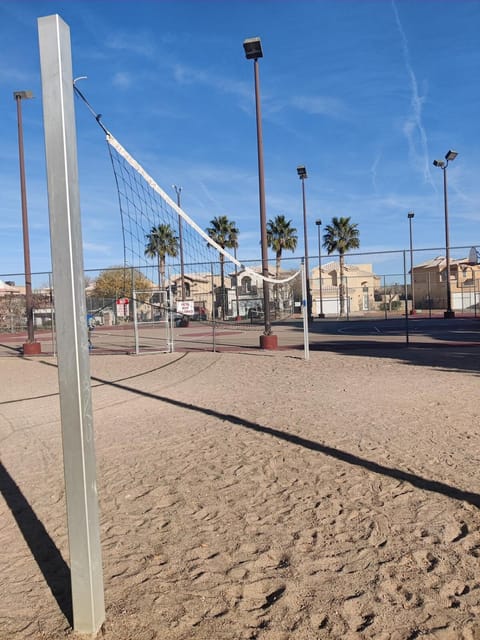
[1,0,480,284]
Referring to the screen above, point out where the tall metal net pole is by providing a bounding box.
[38,14,105,634]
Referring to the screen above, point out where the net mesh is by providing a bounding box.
[105,131,299,323]
[74,83,299,329]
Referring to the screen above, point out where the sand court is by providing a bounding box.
[1,348,480,639]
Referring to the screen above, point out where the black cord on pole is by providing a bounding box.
[73,83,109,135]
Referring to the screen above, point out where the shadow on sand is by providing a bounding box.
[0,462,73,626]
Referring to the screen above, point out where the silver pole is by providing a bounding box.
[301,260,310,360]
[474,273,477,318]
[133,289,139,355]
[383,275,387,320]
[403,250,409,344]
[167,271,174,353]
[211,264,216,352]
[38,14,105,634]
[345,276,350,321]
[428,271,432,319]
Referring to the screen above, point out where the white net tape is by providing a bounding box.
[106,131,299,286]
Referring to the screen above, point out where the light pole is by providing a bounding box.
[315,219,325,318]
[407,211,415,315]
[433,150,458,318]
[172,185,185,301]
[297,165,313,323]
[14,90,41,355]
[243,36,276,349]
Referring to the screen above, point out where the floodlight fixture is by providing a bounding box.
[297,165,308,179]
[408,211,414,219]
[13,90,33,100]
[315,219,322,226]
[445,150,458,162]
[243,37,263,60]
[433,159,445,168]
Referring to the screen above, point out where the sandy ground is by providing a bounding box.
[1,346,480,640]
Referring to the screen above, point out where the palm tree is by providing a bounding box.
[144,223,179,292]
[323,216,360,316]
[267,215,298,310]
[266,215,298,279]
[206,215,239,320]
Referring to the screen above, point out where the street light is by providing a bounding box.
[243,36,276,349]
[172,185,185,301]
[315,219,325,318]
[407,211,415,315]
[14,90,41,355]
[297,165,313,323]
[433,149,458,318]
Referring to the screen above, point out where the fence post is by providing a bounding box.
[211,264,216,352]
[403,250,409,344]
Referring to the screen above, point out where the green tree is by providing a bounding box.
[267,215,298,309]
[144,223,179,291]
[323,216,360,316]
[92,267,152,303]
[266,215,298,279]
[206,215,239,320]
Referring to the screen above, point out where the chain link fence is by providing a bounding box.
[1,244,479,355]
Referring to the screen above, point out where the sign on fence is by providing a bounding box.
[176,300,194,315]
[116,298,129,317]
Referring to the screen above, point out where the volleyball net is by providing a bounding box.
[74,85,301,351]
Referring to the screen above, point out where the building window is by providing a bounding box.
[241,276,252,294]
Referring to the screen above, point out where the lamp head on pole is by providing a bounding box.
[433,159,445,168]
[445,150,458,162]
[243,37,263,60]
[13,90,33,101]
[408,211,414,219]
[297,165,307,179]
[315,219,322,226]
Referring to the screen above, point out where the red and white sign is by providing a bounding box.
[116,298,129,317]
[176,300,194,316]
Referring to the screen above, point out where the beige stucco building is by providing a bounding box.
[311,261,381,315]
[412,255,480,311]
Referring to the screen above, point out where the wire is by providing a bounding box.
[73,82,109,135]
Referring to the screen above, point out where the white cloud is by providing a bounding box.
[105,31,155,57]
[172,63,251,100]
[112,72,133,89]
[84,242,113,253]
[391,0,434,189]
[290,95,348,118]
